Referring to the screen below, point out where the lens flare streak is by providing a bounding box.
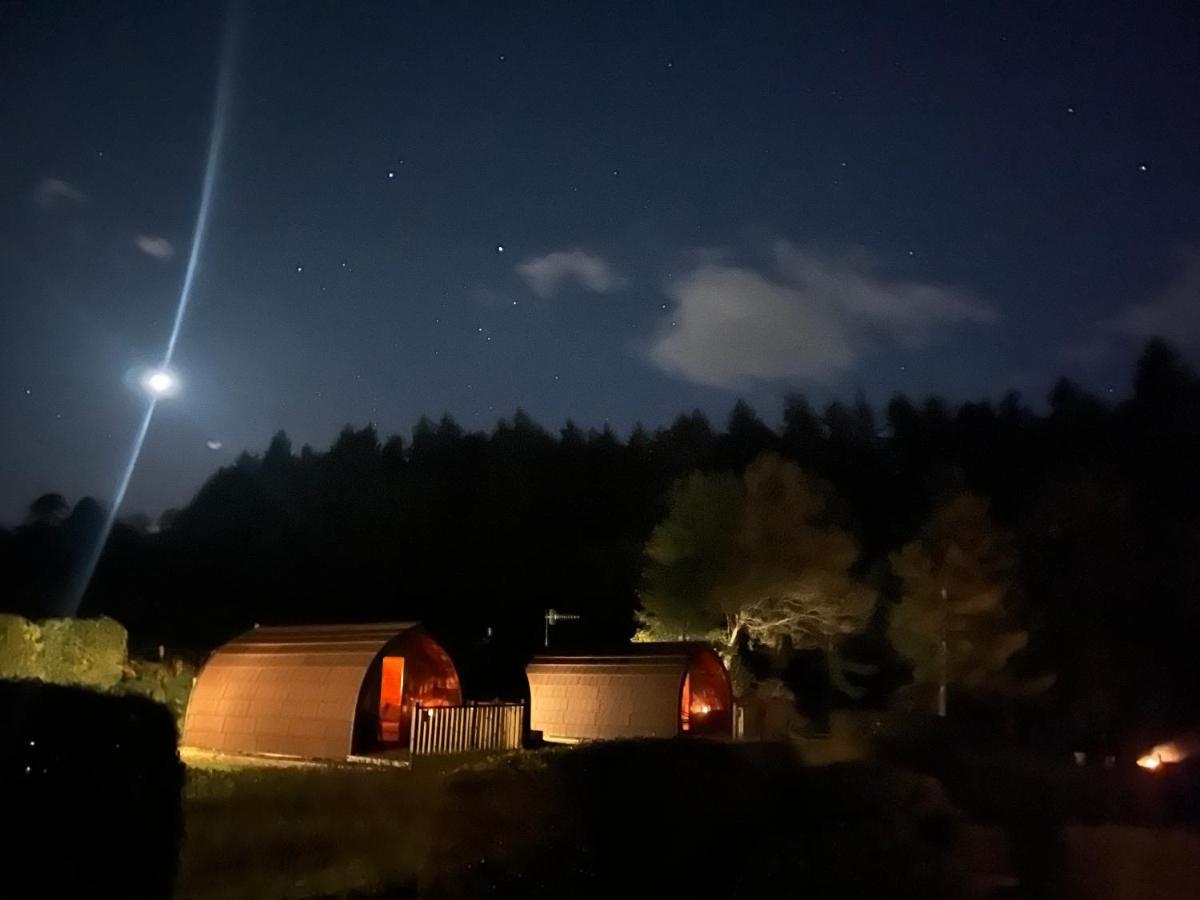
[66,8,238,612]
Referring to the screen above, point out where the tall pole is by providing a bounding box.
[937,586,949,718]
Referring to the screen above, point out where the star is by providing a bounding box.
[296,265,303,273]
[24,388,31,396]
[1138,164,1148,172]
[387,170,396,179]
[1067,105,1076,114]
[496,245,505,253]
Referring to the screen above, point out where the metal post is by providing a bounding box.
[937,587,949,719]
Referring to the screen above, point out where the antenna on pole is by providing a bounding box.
[544,608,581,648]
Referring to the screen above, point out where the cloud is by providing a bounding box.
[650,241,997,389]
[34,177,87,211]
[517,249,627,298]
[135,234,175,260]
[1103,250,1200,350]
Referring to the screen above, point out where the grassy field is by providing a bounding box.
[179,749,482,898]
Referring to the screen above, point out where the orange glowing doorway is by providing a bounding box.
[378,656,405,742]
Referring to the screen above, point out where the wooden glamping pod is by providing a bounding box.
[182,622,462,760]
[526,643,733,743]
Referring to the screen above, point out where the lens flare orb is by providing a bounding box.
[141,367,179,398]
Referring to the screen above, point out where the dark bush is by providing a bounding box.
[423,741,968,899]
[0,679,184,898]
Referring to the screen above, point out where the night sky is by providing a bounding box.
[2,1,1198,523]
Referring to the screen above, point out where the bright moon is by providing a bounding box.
[141,367,179,397]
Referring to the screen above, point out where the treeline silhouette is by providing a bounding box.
[3,339,1199,745]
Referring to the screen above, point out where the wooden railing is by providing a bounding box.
[409,701,524,755]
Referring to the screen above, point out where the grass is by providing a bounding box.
[179,749,476,898]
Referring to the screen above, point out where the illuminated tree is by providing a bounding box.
[722,454,874,651]
[637,470,741,642]
[888,493,1051,717]
[639,454,875,697]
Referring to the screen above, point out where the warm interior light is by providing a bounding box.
[1137,754,1161,771]
[378,656,405,742]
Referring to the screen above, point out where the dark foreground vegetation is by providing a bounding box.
[0,680,183,898]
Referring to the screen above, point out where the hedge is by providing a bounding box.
[0,679,184,898]
[423,741,969,899]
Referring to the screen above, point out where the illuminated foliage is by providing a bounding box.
[639,454,875,676]
[722,453,875,652]
[0,613,44,679]
[888,493,1052,714]
[638,469,742,641]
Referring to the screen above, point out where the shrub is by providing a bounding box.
[0,613,43,680]
[0,679,184,898]
[120,657,196,727]
[38,615,128,688]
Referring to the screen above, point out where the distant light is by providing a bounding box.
[1137,741,1186,771]
[206,440,223,451]
[496,244,505,253]
[140,368,179,398]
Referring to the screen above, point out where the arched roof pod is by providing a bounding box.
[183,622,461,760]
[526,642,732,743]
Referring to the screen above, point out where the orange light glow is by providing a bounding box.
[1137,741,1186,771]
[378,656,405,742]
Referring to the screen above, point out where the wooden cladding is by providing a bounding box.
[409,701,524,755]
